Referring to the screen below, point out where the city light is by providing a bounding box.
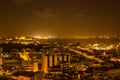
[34,36,42,39]
[0,0,120,79]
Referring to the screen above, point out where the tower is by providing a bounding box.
[42,54,48,73]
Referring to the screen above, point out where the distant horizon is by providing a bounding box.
[0,0,120,36]
[0,35,119,38]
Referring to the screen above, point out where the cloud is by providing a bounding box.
[12,0,33,5]
[76,14,84,17]
[33,8,59,19]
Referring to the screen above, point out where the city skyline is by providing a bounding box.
[0,0,120,36]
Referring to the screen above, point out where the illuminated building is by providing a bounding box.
[42,53,70,73]
[0,57,2,68]
[42,55,48,73]
[22,61,39,72]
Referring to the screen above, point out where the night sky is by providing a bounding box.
[0,0,120,36]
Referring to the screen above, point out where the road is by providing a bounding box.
[64,46,104,63]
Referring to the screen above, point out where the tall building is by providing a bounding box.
[0,48,3,69]
[42,55,48,73]
[0,57,2,68]
[42,53,70,73]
